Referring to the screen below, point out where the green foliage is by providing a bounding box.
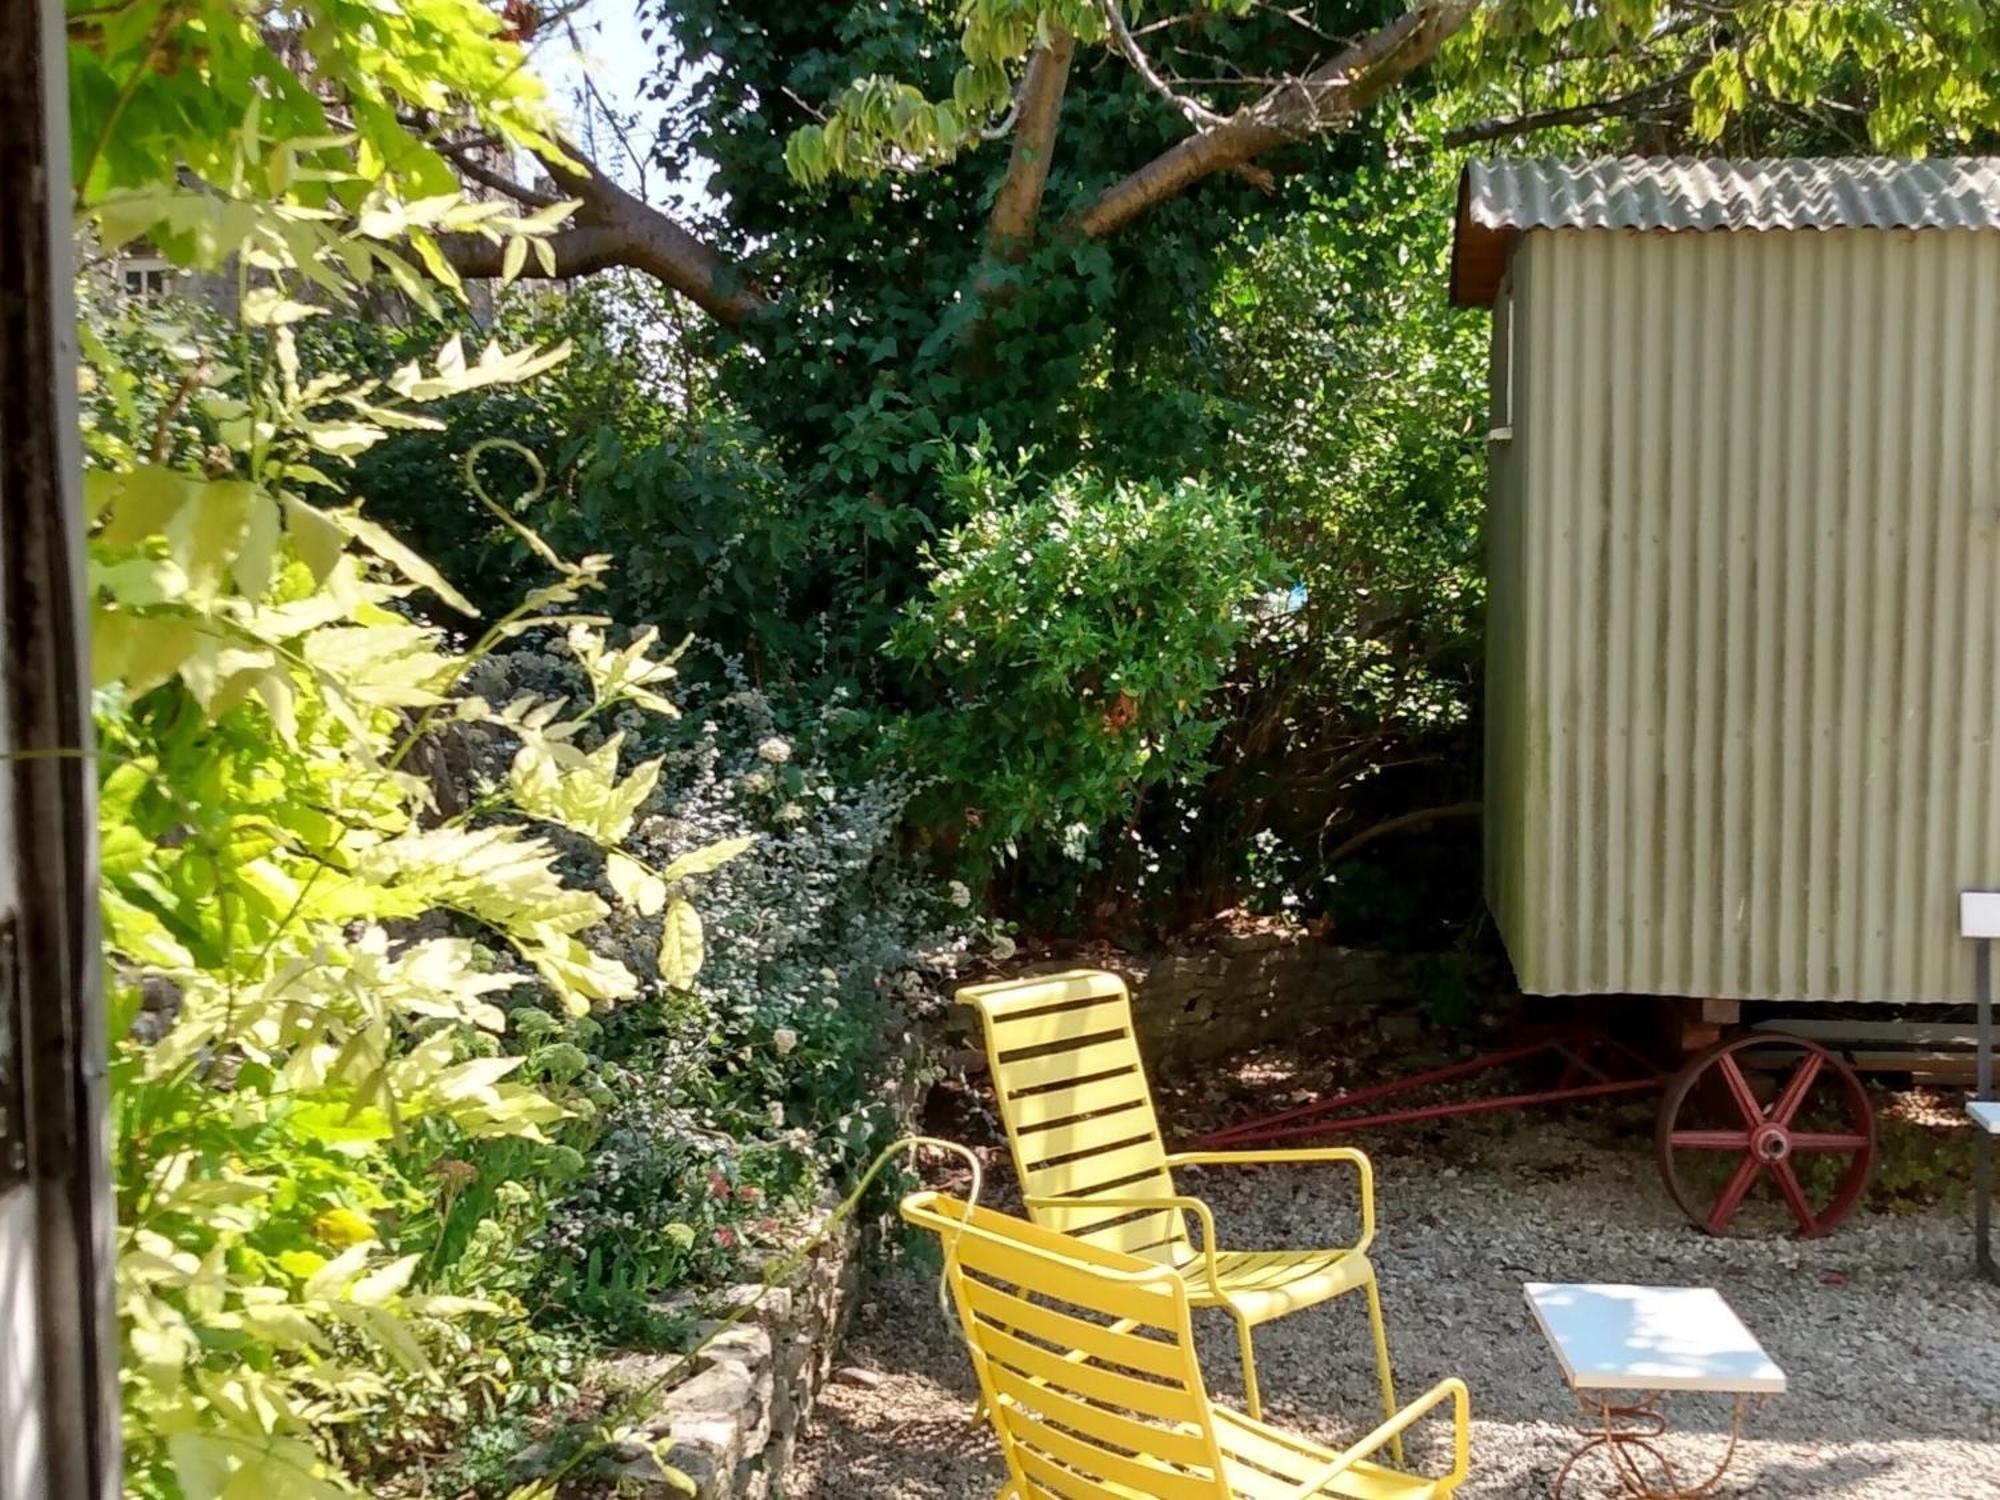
[1176,158,1488,932]
[784,1,1110,184]
[309,284,818,660]
[293,279,698,618]
[66,4,756,1495]
[69,0,570,303]
[647,0,1376,688]
[890,446,1271,866]
[87,299,749,1495]
[788,0,2000,190]
[1443,0,2000,154]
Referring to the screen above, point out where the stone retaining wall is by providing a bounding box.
[546,1035,937,1499]
[941,929,1436,1074]
[586,1201,864,1498]
[1128,930,1433,1069]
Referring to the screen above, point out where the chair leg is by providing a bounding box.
[1232,1310,1264,1420]
[1363,1274,1404,1466]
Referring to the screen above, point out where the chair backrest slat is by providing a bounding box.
[960,971,1188,1261]
[902,1193,1231,1500]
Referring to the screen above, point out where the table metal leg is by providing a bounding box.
[1978,1131,1998,1284]
[1979,938,1998,1284]
[1550,1392,1750,1500]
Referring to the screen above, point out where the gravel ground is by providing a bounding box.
[788,1105,2000,1498]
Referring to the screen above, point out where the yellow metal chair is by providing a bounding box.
[902,1190,1469,1500]
[960,969,1398,1436]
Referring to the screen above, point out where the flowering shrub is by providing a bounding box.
[440,647,967,1347]
[890,444,1274,870]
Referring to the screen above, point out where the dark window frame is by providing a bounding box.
[0,1,121,1494]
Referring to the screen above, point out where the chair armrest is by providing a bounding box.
[1022,1193,1226,1303]
[1280,1377,1469,1500]
[1165,1148,1376,1253]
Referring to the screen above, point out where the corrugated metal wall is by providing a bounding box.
[1486,227,2000,1003]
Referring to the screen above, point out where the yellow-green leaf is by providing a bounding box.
[335,509,480,615]
[660,899,704,989]
[660,835,756,884]
[606,850,668,916]
[282,497,348,582]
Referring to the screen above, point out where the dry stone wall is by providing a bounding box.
[939,929,1432,1075]
[586,1202,863,1498]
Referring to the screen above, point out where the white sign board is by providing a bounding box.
[1964,891,2000,941]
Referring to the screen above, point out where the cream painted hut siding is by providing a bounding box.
[1482,223,2000,1004]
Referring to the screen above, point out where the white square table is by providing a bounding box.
[1524,1283,1784,1498]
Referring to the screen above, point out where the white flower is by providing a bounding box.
[776,802,807,823]
[767,1100,786,1127]
[990,934,1017,961]
[818,967,839,984]
[772,1027,798,1055]
[740,769,772,794]
[947,880,972,909]
[755,736,793,765]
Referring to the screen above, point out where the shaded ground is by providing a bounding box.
[789,1091,2000,1498]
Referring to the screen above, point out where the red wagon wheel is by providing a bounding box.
[1654,1033,1875,1238]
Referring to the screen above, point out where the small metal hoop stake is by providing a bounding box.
[1550,1392,1751,1500]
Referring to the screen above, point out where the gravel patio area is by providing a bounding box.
[788,1103,2000,1498]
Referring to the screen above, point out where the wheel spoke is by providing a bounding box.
[1669,1130,1752,1150]
[1768,1160,1818,1234]
[1716,1054,1764,1127]
[1789,1131,1869,1151]
[1705,1154,1762,1234]
[1769,1051,1824,1126]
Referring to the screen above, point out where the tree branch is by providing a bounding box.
[1101,0,1227,129]
[1440,61,1699,146]
[1323,801,1482,867]
[1077,0,1481,240]
[986,32,1078,258]
[437,140,770,327]
[439,141,562,209]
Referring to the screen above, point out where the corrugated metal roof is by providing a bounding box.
[1451,156,2000,304]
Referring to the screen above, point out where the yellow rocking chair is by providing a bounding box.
[960,970,1399,1437]
[902,1190,1469,1500]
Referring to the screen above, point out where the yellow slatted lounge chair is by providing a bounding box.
[901,1190,1470,1500]
[959,969,1399,1437]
